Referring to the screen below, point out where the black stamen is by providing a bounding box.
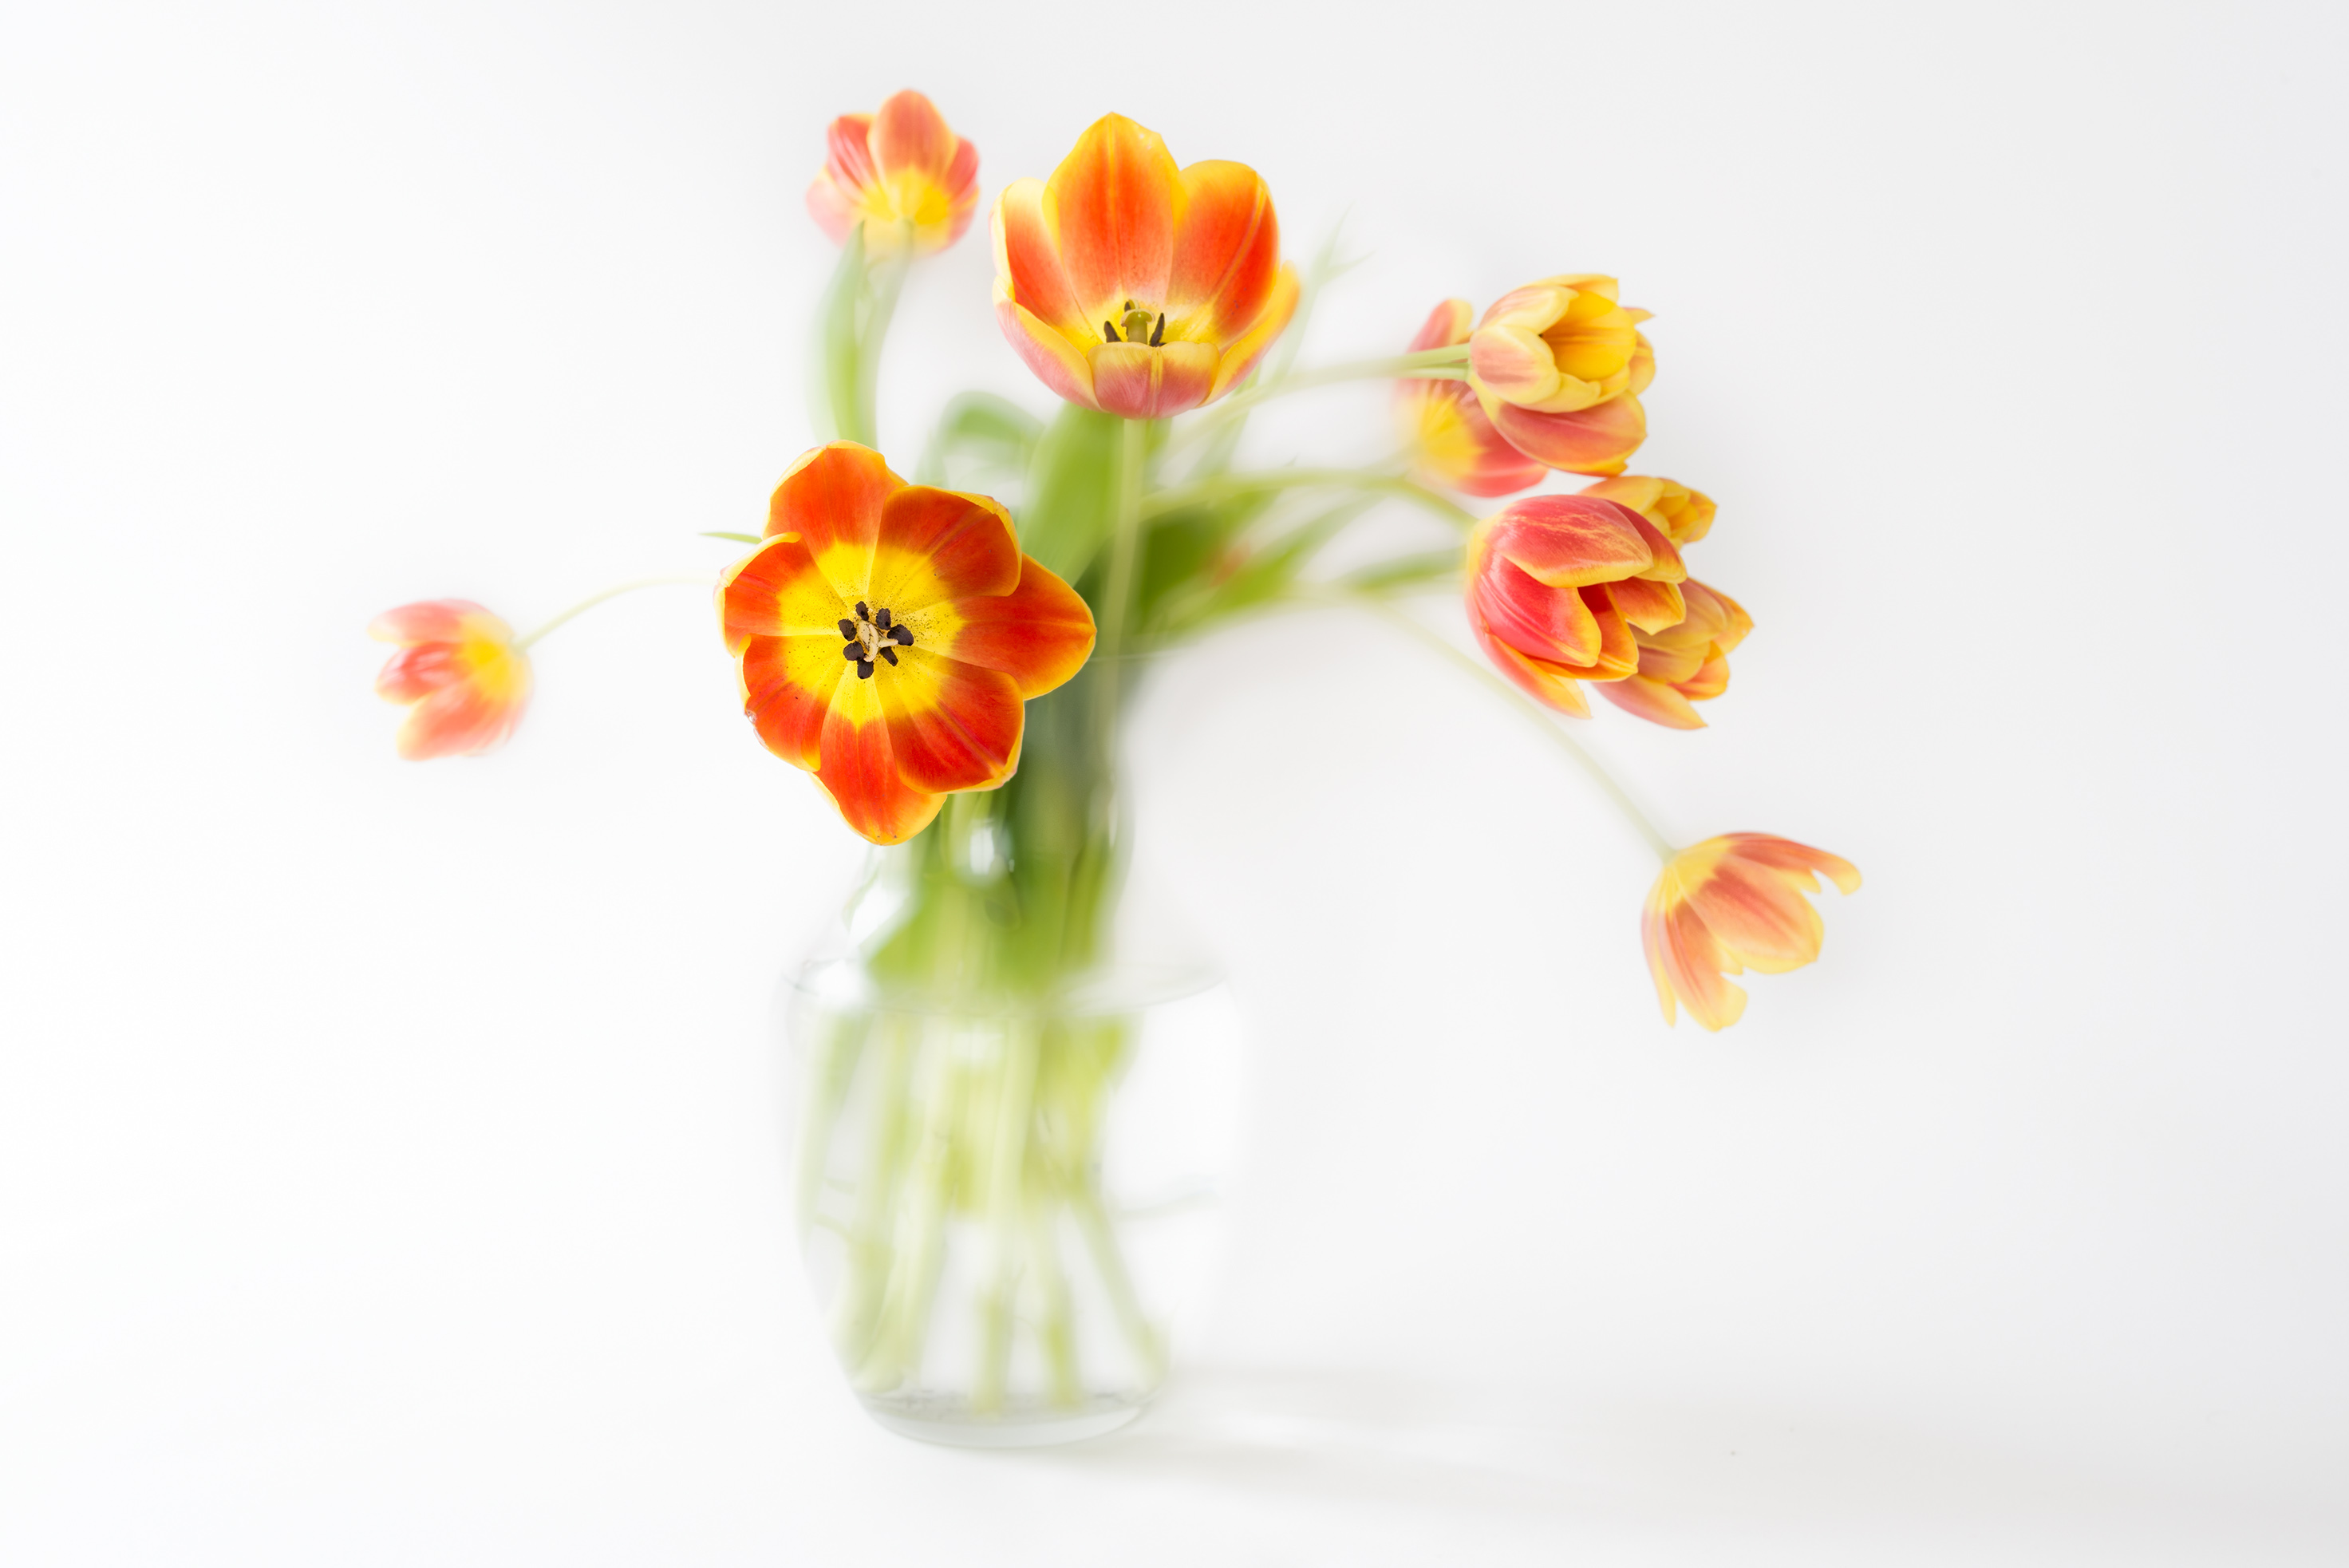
[842,643,862,661]
[856,659,874,679]
[1123,298,1135,310]
[1102,320,1119,343]
[878,646,898,666]
[837,618,857,639]
[874,607,890,630]
[1150,312,1165,347]
[890,624,914,646]
[855,601,869,619]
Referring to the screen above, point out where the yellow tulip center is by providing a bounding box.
[1102,299,1166,346]
[838,601,915,680]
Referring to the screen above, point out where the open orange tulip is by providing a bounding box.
[1464,493,1688,718]
[1396,300,1546,497]
[720,444,1096,844]
[1644,835,1860,1030]
[369,600,532,760]
[806,91,980,258]
[993,114,1299,420]
[1467,275,1653,476]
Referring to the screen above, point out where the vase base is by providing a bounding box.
[859,1394,1146,1448]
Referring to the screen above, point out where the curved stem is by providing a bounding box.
[1202,347,1468,422]
[1143,468,1477,530]
[514,575,713,650]
[1348,593,1678,861]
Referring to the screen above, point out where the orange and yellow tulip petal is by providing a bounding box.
[1580,475,1715,546]
[805,91,979,258]
[720,443,1097,845]
[1595,577,1753,730]
[992,114,1299,419]
[369,599,531,760]
[1395,300,1546,498]
[930,555,1099,697]
[1642,835,1860,1030]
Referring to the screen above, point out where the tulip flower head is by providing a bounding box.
[993,113,1300,420]
[1467,275,1653,476]
[1644,835,1861,1030]
[1463,493,1688,718]
[369,600,533,760]
[1395,300,1546,497]
[720,443,1096,845]
[806,91,980,259]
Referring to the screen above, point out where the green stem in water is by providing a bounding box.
[1351,594,1679,862]
[513,575,713,651]
[1144,468,1477,531]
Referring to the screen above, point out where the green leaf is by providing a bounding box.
[1337,547,1467,594]
[916,391,1044,487]
[701,531,762,544]
[1017,404,1120,585]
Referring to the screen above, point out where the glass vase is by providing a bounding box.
[779,668,1241,1446]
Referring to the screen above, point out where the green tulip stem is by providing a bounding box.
[1352,593,1680,862]
[511,574,715,651]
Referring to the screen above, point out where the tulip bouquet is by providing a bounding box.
[372,93,1858,1441]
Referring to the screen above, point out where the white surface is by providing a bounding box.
[3,0,2345,1561]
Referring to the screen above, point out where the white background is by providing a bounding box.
[3,0,2344,1562]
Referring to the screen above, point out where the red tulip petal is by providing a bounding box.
[813,677,943,845]
[1597,673,1705,729]
[869,486,1021,613]
[930,554,1096,698]
[394,671,529,760]
[1475,551,1603,666]
[825,113,877,191]
[1491,394,1648,476]
[1168,160,1278,338]
[993,179,1088,339]
[1723,834,1862,896]
[878,646,1025,796]
[369,599,497,645]
[1489,495,1653,587]
[1685,857,1826,973]
[870,90,955,179]
[1045,113,1177,320]
[1408,299,1473,353]
[719,532,847,649]
[1087,340,1218,419]
[768,442,902,602]
[738,633,843,771]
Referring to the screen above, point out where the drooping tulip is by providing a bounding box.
[1644,835,1860,1030]
[369,600,532,760]
[992,113,1299,420]
[719,443,1096,844]
[806,91,981,258]
[1395,300,1546,497]
[1467,275,1653,476]
[1463,493,1688,717]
